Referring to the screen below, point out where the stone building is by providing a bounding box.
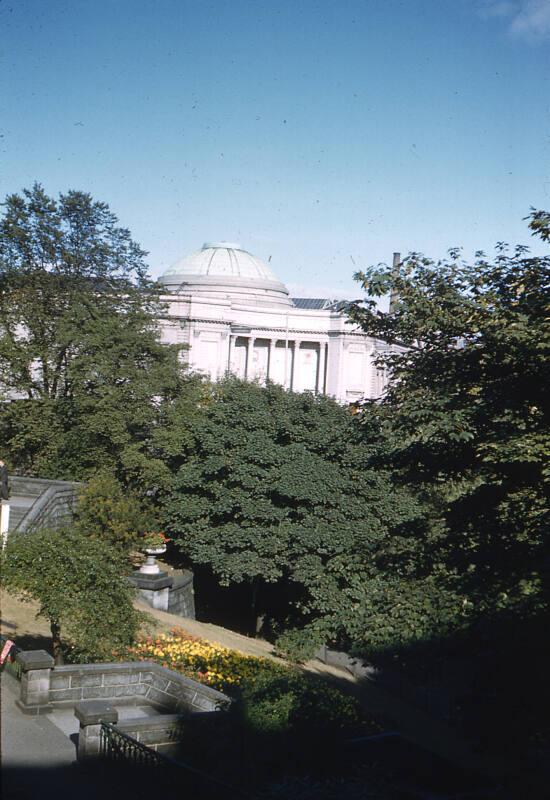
[159,241,393,403]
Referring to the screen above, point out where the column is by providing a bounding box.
[75,700,119,761]
[283,340,290,389]
[227,334,234,374]
[268,339,276,382]
[291,340,301,391]
[317,342,327,394]
[16,650,55,713]
[244,337,253,379]
[128,572,174,612]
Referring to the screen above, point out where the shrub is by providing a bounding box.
[274,626,324,663]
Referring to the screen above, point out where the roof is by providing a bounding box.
[159,242,292,307]
[291,298,352,311]
[161,242,279,283]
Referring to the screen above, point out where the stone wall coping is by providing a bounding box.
[16,650,55,671]
[116,709,223,734]
[74,700,118,726]
[52,661,154,675]
[128,573,174,590]
[171,572,193,589]
[11,475,81,489]
[151,664,229,702]
[52,660,229,702]
[116,713,185,733]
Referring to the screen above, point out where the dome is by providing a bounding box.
[159,242,292,307]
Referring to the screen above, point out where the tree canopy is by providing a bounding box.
[0,184,188,484]
[347,210,550,628]
[162,378,423,646]
[1,527,142,663]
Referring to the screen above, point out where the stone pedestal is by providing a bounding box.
[16,650,54,714]
[75,700,119,760]
[128,571,174,612]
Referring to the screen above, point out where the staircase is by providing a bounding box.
[3,477,81,534]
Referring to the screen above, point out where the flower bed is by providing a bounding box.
[128,628,279,692]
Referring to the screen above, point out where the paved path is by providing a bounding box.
[1,671,76,766]
[0,672,173,800]
[1,671,79,800]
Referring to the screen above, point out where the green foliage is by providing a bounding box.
[347,210,550,627]
[74,471,151,552]
[162,378,422,644]
[0,183,189,488]
[1,527,142,662]
[273,626,324,663]
[239,669,360,735]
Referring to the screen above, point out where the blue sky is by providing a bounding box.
[2,0,549,296]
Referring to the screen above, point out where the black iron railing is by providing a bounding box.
[99,721,247,797]
[100,722,167,767]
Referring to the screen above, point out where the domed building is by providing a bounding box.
[159,242,392,402]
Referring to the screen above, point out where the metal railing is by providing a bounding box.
[99,722,248,797]
[100,722,167,767]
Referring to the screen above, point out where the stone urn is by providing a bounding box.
[139,545,167,575]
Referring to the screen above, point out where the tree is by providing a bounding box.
[347,210,550,628]
[0,183,187,486]
[74,471,151,553]
[1,527,142,663]
[162,378,421,645]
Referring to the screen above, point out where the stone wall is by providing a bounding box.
[314,645,378,680]
[167,570,195,618]
[115,713,191,756]
[129,568,196,619]
[48,661,227,713]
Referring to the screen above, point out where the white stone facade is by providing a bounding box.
[159,242,391,403]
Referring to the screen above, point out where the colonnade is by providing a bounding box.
[228,334,328,394]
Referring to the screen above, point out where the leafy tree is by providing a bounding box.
[74,471,151,552]
[1,527,142,663]
[162,378,421,644]
[347,210,550,628]
[0,183,187,486]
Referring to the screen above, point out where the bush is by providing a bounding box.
[239,669,360,735]
[274,626,324,663]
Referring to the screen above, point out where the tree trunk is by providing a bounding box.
[250,579,265,638]
[50,620,64,665]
